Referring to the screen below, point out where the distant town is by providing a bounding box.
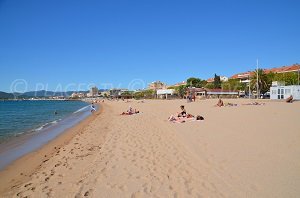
[1,64,299,101]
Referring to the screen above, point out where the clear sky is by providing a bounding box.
[0,0,299,92]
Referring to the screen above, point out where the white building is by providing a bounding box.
[157,89,174,99]
[270,81,300,100]
[89,87,99,97]
[220,76,228,82]
[71,92,86,98]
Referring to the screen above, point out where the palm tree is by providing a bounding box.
[251,69,271,96]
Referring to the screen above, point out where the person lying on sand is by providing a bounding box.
[242,102,265,105]
[138,99,146,103]
[224,102,238,107]
[286,95,293,103]
[121,106,140,115]
[168,114,204,123]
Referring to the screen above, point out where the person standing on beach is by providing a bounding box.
[91,103,96,112]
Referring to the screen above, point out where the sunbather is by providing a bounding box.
[286,95,293,103]
[121,106,140,115]
[168,114,204,123]
[224,102,238,107]
[178,105,187,117]
[215,99,224,107]
[242,102,265,105]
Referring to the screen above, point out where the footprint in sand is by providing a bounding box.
[84,189,94,196]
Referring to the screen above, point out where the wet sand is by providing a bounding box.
[0,99,299,197]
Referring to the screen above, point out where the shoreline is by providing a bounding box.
[0,101,94,170]
[1,99,299,197]
[0,103,102,194]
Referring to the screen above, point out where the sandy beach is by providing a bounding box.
[0,99,299,197]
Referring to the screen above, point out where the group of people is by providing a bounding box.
[121,106,140,115]
[120,104,204,123]
[187,95,196,103]
[168,105,204,123]
[215,99,238,107]
[118,95,295,121]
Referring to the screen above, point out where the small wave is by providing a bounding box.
[73,105,90,114]
[51,120,59,124]
[14,131,26,137]
[35,126,44,131]
[35,122,52,131]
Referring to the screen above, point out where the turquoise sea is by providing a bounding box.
[0,100,89,143]
[0,100,93,169]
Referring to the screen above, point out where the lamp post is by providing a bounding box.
[248,74,251,99]
[256,59,259,99]
[298,66,300,85]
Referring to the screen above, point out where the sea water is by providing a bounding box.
[0,100,93,169]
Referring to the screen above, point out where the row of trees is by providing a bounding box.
[251,69,299,95]
[174,70,299,97]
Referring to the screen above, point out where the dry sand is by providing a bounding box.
[0,99,299,197]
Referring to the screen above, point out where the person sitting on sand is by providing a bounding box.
[216,99,224,107]
[286,95,293,103]
[121,106,139,115]
[178,105,187,117]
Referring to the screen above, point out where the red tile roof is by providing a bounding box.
[264,64,300,74]
[230,71,253,79]
[188,88,238,93]
[169,81,186,87]
[230,64,300,79]
[206,78,214,82]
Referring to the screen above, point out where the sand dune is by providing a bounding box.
[1,99,299,197]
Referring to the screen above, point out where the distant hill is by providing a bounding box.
[0,91,15,99]
[18,90,89,98]
[0,90,108,99]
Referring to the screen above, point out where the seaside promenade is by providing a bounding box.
[0,99,299,197]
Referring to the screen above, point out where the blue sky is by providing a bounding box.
[0,0,299,92]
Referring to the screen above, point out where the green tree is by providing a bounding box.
[213,74,221,89]
[121,91,134,97]
[133,92,144,99]
[273,72,298,85]
[175,85,187,98]
[222,79,246,91]
[251,69,271,95]
[143,89,155,99]
[186,77,207,88]
[204,83,215,89]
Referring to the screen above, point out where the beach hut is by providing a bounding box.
[156,89,174,99]
[270,81,300,100]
